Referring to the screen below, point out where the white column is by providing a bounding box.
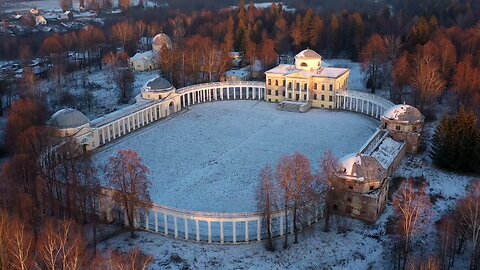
[107,126,111,141]
[233,87,236,99]
[154,211,158,232]
[136,113,140,128]
[245,221,249,242]
[220,221,224,243]
[184,218,188,240]
[188,93,191,105]
[257,219,261,241]
[221,88,224,100]
[174,216,178,238]
[164,213,168,235]
[280,215,284,236]
[232,221,236,243]
[102,128,106,144]
[252,87,256,99]
[208,221,212,243]
[227,88,230,99]
[145,211,149,230]
[196,220,200,242]
[306,83,310,101]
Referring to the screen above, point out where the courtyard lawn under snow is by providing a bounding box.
[95,100,378,213]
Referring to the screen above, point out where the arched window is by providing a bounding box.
[275,80,278,86]
[268,79,271,85]
[300,62,308,67]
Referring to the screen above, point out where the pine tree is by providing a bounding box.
[430,110,480,173]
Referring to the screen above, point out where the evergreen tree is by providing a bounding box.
[430,110,480,173]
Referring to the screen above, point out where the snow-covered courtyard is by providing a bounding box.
[95,100,378,212]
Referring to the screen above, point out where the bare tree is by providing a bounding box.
[438,215,458,270]
[275,154,293,249]
[410,54,445,113]
[36,218,87,270]
[290,152,314,244]
[59,0,73,11]
[256,164,277,251]
[7,217,34,270]
[457,181,480,270]
[111,21,137,54]
[393,179,434,268]
[105,150,152,237]
[318,150,340,232]
[118,0,131,12]
[360,34,387,93]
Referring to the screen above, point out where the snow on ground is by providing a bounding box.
[94,101,378,212]
[0,0,159,12]
[41,69,158,119]
[323,59,365,92]
[100,223,387,270]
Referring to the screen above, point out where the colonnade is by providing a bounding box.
[87,82,400,245]
[335,91,394,120]
[117,200,325,244]
[93,81,267,147]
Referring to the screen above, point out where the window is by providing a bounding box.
[333,204,338,211]
[304,84,307,91]
[300,62,308,67]
[314,94,317,100]
[348,185,353,190]
[275,80,278,86]
[329,84,333,91]
[304,94,307,100]
[288,82,292,89]
[321,104,324,108]
[296,83,300,90]
[396,125,401,131]
[347,197,352,202]
[329,96,333,102]
[321,95,325,101]
[314,83,318,90]
[283,80,286,86]
[370,185,374,191]
[288,93,292,98]
[275,90,278,96]
[268,79,271,85]
[329,105,332,109]
[282,91,285,96]
[322,84,325,91]
[267,89,272,95]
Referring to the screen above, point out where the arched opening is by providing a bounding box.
[169,101,175,115]
[300,62,308,67]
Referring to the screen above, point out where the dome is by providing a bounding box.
[295,49,322,60]
[47,108,89,129]
[152,33,173,52]
[145,77,174,92]
[338,153,386,181]
[382,104,424,124]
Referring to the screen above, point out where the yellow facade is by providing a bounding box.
[265,49,350,109]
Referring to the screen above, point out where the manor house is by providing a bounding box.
[265,49,350,110]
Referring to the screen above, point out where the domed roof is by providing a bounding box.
[47,108,89,129]
[295,49,322,59]
[152,33,173,52]
[382,104,424,124]
[338,153,386,181]
[145,77,174,92]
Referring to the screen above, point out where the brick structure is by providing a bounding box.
[330,153,389,223]
[381,104,425,154]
